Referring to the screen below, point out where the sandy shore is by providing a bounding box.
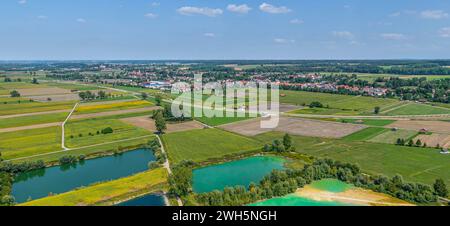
[296,186,414,206]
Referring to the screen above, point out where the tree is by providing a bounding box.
[10,90,20,97]
[374,106,381,114]
[97,90,107,99]
[101,127,114,134]
[31,78,39,84]
[169,166,192,197]
[309,101,323,108]
[407,139,414,146]
[433,179,448,197]
[4,77,11,82]
[283,133,293,151]
[415,139,422,147]
[141,92,149,100]
[154,111,166,134]
[155,94,162,106]
[78,92,86,100]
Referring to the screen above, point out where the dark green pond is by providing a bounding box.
[117,194,166,206]
[12,148,155,203]
[193,156,286,193]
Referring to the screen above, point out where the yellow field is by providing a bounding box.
[75,100,153,114]
[21,168,168,206]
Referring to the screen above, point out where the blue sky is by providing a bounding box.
[1,0,450,60]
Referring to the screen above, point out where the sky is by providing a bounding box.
[1,0,450,60]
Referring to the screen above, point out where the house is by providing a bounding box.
[419,128,429,134]
[440,148,449,154]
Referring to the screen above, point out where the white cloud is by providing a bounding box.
[177,6,223,17]
[204,33,216,38]
[439,27,450,38]
[144,13,158,18]
[290,19,304,24]
[18,0,27,5]
[332,31,355,39]
[76,18,87,23]
[380,33,407,40]
[151,2,160,7]
[259,3,292,14]
[227,4,251,14]
[389,10,417,17]
[420,10,448,19]
[37,15,48,20]
[274,38,295,44]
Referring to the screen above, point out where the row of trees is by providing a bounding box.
[145,139,167,169]
[78,90,109,101]
[195,159,446,206]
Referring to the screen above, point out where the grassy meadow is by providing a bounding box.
[162,128,262,164]
[0,112,68,129]
[383,103,450,116]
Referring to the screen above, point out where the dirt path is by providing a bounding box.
[0,109,71,119]
[62,103,79,150]
[156,135,183,206]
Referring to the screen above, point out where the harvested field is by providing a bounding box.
[279,104,302,113]
[28,94,80,102]
[17,87,71,96]
[387,120,450,134]
[219,117,366,138]
[120,116,205,133]
[413,134,450,148]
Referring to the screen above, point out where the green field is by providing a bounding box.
[343,127,389,141]
[65,118,153,148]
[0,101,75,116]
[281,90,399,116]
[162,128,262,164]
[383,103,450,116]
[368,129,418,144]
[339,119,396,126]
[0,127,61,160]
[20,168,168,206]
[0,112,68,129]
[255,132,450,190]
[45,82,103,91]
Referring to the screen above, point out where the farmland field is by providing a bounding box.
[20,168,168,206]
[282,90,399,115]
[0,101,75,116]
[11,137,153,164]
[368,129,418,144]
[343,127,389,141]
[255,132,450,190]
[65,118,153,148]
[0,112,68,129]
[75,100,153,114]
[0,126,61,160]
[383,103,450,116]
[162,128,262,164]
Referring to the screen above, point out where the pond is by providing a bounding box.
[12,148,155,203]
[193,156,286,193]
[117,194,166,206]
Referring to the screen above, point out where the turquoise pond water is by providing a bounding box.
[117,194,166,206]
[192,156,286,193]
[250,179,355,206]
[12,148,155,203]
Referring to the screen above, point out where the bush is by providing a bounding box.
[59,156,78,165]
[101,127,114,134]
